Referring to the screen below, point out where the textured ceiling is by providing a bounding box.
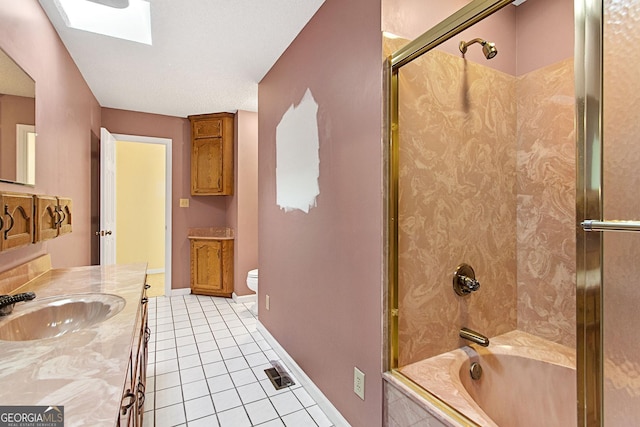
[37,0,325,117]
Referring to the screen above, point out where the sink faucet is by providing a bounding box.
[460,327,490,347]
[0,292,36,316]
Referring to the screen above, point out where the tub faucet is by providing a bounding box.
[460,327,489,347]
[0,292,36,316]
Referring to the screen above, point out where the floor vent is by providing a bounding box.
[264,361,295,390]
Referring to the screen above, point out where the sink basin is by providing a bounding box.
[0,293,126,341]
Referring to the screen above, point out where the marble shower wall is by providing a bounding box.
[516,58,576,348]
[396,48,518,365]
[395,41,576,365]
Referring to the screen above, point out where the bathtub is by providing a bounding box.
[396,330,576,427]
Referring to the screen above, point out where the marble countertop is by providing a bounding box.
[187,226,234,240]
[0,263,147,427]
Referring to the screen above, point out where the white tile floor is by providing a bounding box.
[144,294,335,427]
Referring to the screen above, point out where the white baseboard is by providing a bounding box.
[232,292,256,304]
[257,321,350,427]
[147,268,165,275]
[168,288,191,297]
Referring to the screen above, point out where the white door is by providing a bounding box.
[100,127,117,265]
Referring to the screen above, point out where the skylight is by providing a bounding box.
[53,0,152,45]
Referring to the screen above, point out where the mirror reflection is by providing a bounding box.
[0,48,35,186]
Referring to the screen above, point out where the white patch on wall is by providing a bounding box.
[276,89,320,213]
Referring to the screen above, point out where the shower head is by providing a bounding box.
[459,38,498,60]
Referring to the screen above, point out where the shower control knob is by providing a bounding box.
[453,263,480,296]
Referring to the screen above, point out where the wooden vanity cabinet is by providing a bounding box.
[188,112,235,196]
[118,283,149,427]
[1,192,34,251]
[190,238,234,297]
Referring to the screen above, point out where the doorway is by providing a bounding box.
[93,130,173,296]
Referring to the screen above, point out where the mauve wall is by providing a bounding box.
[101,108,228,289]
[0,0,100,271]
[515,0,574,75]
[226,110,258,296]
[258,0,383,425]
[0,95,35,180]
[603,1,640,424]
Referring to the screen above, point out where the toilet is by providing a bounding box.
[246,269,259,315]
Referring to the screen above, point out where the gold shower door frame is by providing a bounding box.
[386,0,603,426]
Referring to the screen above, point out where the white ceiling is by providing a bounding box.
[37,0,325,117]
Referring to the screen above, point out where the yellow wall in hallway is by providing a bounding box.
[116,141,165,270]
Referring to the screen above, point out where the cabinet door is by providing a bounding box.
[191,137,224,195]
[57,197,72,235]
[118,355,135,427]
[3,193,34,250]
[35,195,59,242]
[191,240,224,295]
[135,296,149,427]
[192,118,223,138]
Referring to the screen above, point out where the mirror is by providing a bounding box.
[0,48,35,186]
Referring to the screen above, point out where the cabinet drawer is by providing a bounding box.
[2,193,34,250]
[35,195,59,242]
[58,197,72,235]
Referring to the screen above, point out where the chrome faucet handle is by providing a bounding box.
[453,264,480,296]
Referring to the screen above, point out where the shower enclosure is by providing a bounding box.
[385,0,640,425]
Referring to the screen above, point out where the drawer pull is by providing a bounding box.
[136,381,146,409]
[121,390,136,415]
[4,205,14,238]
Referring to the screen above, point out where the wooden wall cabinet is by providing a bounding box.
[188,112,235,196]
[1,193,34,251]
[0,191,72,251]
[190,238,234,297]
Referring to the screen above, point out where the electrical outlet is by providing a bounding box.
[266,295,270,310]
[179,198,189,207]
[354,367,365,400]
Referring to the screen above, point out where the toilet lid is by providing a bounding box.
[248,269,258,278]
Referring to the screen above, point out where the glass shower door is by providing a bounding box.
[601,1,640,425]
